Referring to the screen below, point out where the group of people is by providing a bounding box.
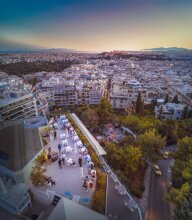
[83,176,94,191]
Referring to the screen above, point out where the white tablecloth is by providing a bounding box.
[65,146,73,153]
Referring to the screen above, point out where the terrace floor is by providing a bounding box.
[29,115,95,206]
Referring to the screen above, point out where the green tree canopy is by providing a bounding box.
[182,159,192,181]
[182,106,189,119]
[161,120,178,145]
[164,94,169,104]
[122,145,143,172]
[81,107,100,131]
[105,142,143,173]
[97,98,113,123]
[122,114,163,135]
[0,60,74,76]
[172,95,179,104]
[137,129,166,161]
[121,114,140,133]
[173,184,192,220]
[175,137,192,161]
[164,182,190,206]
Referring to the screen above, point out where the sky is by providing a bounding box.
[0,0,192,51]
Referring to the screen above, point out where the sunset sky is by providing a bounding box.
[0,0,192,51]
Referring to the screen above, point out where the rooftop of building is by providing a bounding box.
[0,182,29,207]
[47,197,107,220]
[0,121,42,171]
[164,103,186,109]
[0,92,34,107]
[31,115,97,204]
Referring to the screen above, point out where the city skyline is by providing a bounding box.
[0,0,192,51]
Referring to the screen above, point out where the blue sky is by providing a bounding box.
[0,0,192,51]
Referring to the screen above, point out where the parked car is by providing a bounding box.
[153,164,162,175]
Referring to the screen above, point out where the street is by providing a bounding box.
[147,158,173,220]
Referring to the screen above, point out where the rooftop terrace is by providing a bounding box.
[31,115,96,207]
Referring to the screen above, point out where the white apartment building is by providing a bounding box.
[154,103,186,120]
[76,81,105,105]
[109,79,148,110]
[0,93,38,120]
[37,77,107,108]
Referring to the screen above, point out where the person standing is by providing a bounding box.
[78,155,83,167]
[80,167,84,178]
[48,147,51,154]
[83,179,88,190]
[61,153,66,165]
[58,143,62,154]
[47,153,52,164]
[74,142,77,154]
[90,162,95,170]
[58,158,62,169]
[54,130,57,139]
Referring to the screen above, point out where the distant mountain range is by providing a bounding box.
[0,48,77,54]
[0,37,79,53]
[143,47,192,52]
[0,47,91,54]
[41,48,76,53]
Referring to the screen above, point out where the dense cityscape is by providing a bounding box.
[0,49,192,220]
[1,0,192,220]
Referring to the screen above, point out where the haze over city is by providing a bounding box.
[1,0,192,51]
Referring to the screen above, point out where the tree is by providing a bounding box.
[28,77,39,86]
[182,106,189,119]
[105,142,123,169]
[188,109,192,118]
[35,151,47,165]
[177,118,192,139]
[121,114,140,133]
[164,94,169,104]
[30,164,47,186]
[158,105,163,120]
[165,120,178,145]
[123,146,143,172]
[137,129,166,161]
[97,98,113,123]
[173,184,192,220]
[105,142,143,173]
[135,92,144,115]
[151,99,157,107]
[81,107,100,131]
[0,60,74,76]
[164,182,190,206]
[175,137,192,161]
[182,159,192,181]
[122,114,163,135]
[172,95,179,104]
